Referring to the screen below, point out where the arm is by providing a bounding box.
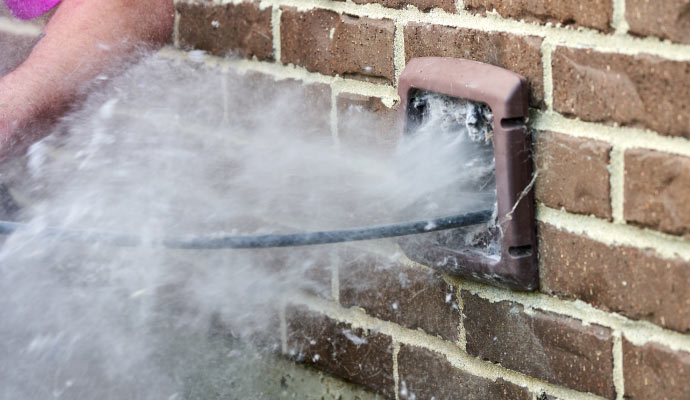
[0,0,174,157]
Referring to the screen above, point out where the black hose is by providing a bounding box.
[0,209,493,249]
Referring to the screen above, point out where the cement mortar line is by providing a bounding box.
[399,250,690,353]
[173,10,181,48]
[611,0,630,35]
[532,111,690,158]
[271,7,282,63]
[392,341,401,400]
[258,0,690,61]
[329,89,340,147]
[0,16,42,36]
[331,260,340,302]
[158,47,400,103]
[450,264,690,353]
[537,204,690,262]
[540,42,554,112]
[455,286,468,351]
[393,22,405,87]
[279,300,289,353]
[608,147,625,223]
[291,292,607,400]
[611,333,625,400]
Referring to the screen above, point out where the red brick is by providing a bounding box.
[177,2,273,61]
[534,131,612,219]
[339,253,461,342]
[404,23,544,108]
[624,149,690,237]
[281,8,395,84]
[208,305,283,352]
[336,93,399,152]
[465,0,613,31]
[227,72,332,138]
[552,47,690,138]
[256,247,334,298]
[351,0,455,12]
[626,0,690,45]
[623,337,690,399]
[539,222,690,333]
[286,305,395,397]
[462,291,615,398]
[398,345,531,400]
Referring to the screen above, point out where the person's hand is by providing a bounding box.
[0,0,174,162]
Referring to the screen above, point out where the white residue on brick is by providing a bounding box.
[342,330,368,345]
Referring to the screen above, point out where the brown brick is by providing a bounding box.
[257,247,334,298]
[336,93,399,152]
[177,2,273,61]
[352,0,455,12]
[552,47,690,138]
[465,0,613,31]
[340,253,461,341]
[228,72,332,137]
[404,23,544,108]
[208,304,283,352]
[539,222,690,333]
[624,149,690,236]
[534,131,612,219]
[398,345,531,400]
[281,8,395,84]
[623,337,690,400]
[286,305,395,397]
[627,0,690,45]
[462,291,615,398]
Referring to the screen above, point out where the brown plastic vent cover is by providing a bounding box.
[397,57,537,291]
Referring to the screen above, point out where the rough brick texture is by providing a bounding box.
[281,8,395,84]
[336,93,398,152]
[404,23,544,108]
[462,292,615,398]
[624,149,690,237]
[623,338,690,399]
[340,254,461,342]
[534,131,612,219]
[226,72,332,137]
[177,2,273,61]
[626,0,690,45]
[398,345,531,400]
[286,305,395,397]
[465,0,613,32]
[552,47,690,138]
[539,223,690,333]
[351,0,455,12]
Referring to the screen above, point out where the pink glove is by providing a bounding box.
[5,0,61,20]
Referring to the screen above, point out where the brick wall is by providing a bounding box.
[4,0,690,398]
